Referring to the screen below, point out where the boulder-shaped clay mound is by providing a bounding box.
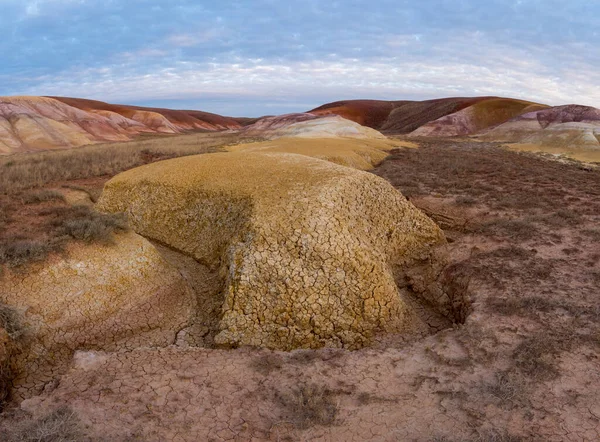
[97,152,447,350]
[0,231,195,399]
[242,113,388,140]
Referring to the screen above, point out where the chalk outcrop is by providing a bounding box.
[97,152,447,350]
[0,231,195,399]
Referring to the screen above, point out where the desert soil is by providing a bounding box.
[2,138,600,441]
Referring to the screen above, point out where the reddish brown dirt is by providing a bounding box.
[2,138,599,441]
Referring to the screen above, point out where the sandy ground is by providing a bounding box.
[2,139,600,441]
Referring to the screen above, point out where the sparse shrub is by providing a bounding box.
[1,407,83,442]
[0,132,237,195]
[511,334,562,381]
[22,190,66,205]
[0,304,22,340]
[251,352,284,375]
[484,371,525,407]
[0,239,63,268]
[43,206,128,245]
[455,195,477,206]
[0,206,128,268]
[275,383,338,429]
[477,219,537,241]
[486,296,551,318]
[0,304,22,407]
[440,265,472,324]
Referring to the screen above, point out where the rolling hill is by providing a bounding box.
[0,96,241,155]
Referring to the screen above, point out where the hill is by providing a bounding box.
[0,96,241,155]
[308,96,548,135]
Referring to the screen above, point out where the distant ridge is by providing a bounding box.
[0,96,241,154]
[309,96,548,135]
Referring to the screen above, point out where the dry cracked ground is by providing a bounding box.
[1,137,599,441]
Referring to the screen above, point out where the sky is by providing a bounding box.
[1,0,599,116]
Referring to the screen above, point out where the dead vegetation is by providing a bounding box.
[0,407,83,442]
[275,383,339,429]
[0,131,250,269]
[0,204,128,268]
[0,132,240,194]
[0,304,23,408]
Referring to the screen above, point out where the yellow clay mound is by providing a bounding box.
[97,152,447,350]
[0,231,195,400]
[226,137,405,170]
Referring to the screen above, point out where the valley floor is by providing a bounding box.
[1,137,599,441]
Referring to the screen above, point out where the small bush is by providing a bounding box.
[43,206,129,245]
[275,383,338,429]
[0,206,128,268]
[0,304,22,340]
[22,190,66,205]
[511,334,562,381]
[440,265,473,324]
[484,371,525,406]
[251,352,284,375]
[477,219,538,241]
[0,304,22,408]
[0,239,63,268]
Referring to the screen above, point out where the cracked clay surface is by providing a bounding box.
[0,231,195,400]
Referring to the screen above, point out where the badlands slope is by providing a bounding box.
[0,96,241,154]
[309,96,547,135]
[479,104,600,149]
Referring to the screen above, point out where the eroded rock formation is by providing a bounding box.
[97,152,448,350]
[0,231,195,399]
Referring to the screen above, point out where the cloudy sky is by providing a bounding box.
[1,0,599,116]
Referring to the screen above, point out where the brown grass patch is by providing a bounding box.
[0,407,82,442]
[275,383,339,429]
[0,304,23,408]
[0,205,128,268]
[0,132,238,195]
[22,190,66,205]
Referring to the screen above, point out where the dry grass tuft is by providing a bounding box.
[251,353,284,375]
[511,334,562,381]
[0,206,128,268]
[43,205,129,245]
[0,304,23,408]
[1,407,83,442]
[0,239,61,268]
[22,190,66,205]
[440,265,473,324]
[483,371,526,407]
[275,383,338,429]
